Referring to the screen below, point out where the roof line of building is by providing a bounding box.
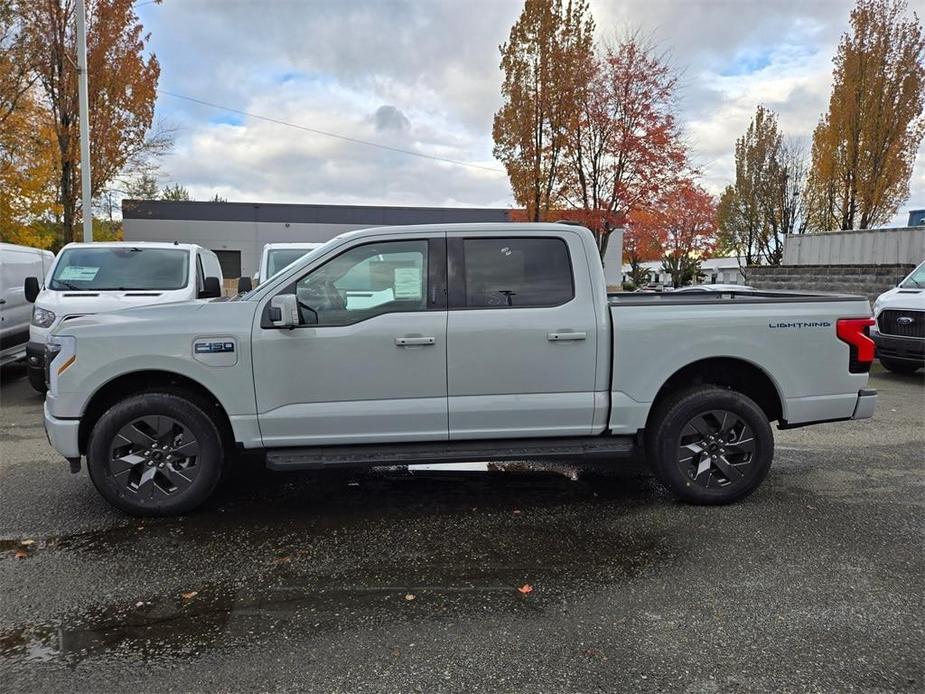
[122,199,517,225]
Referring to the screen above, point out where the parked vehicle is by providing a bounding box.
[25,241,223,393]
[673,284,755,293]
[870,259,924,374]
[42,223,878,516]
[0,243,54,367]
[254,242,324,285]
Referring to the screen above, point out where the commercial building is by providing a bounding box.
[122,199,625,286]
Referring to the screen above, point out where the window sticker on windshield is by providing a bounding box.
[58,266,100,281]
[393,267,422,299]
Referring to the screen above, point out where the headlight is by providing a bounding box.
[872,298,884,316]
[45,335,77,393]
[32,306,56,328]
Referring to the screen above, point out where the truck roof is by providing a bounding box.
[333,221,593,243]
[59,241,203,252]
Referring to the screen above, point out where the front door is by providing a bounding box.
[446,232,599,439]
[252,234,448,447]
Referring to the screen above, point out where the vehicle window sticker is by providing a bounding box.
[393,266,422,299]
[58,266,99,281]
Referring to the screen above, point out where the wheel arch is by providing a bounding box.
[645,356,784,432]
[78,370,236,455]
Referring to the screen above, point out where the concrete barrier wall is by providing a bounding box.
[747,264,915,304]
[783,227,924,266]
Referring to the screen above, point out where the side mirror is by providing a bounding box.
[237,276,253,293]
[24,277,40,303]
[199,276,222,299]
[270,294,299,328]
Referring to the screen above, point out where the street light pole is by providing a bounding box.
[75,0,93,243]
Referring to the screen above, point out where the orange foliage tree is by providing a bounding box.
[20,0,169,247]
[805,0,925,230]
[628,179,717,288]
[563,33,687,259]
[492,0,595,222]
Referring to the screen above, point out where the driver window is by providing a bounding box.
[294,240,428,325]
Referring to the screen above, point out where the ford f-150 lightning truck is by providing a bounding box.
[42,223,878,515]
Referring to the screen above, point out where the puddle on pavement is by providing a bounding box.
[0,471,675,666]
[0,585,237,665]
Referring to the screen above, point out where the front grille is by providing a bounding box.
[878,309,924,338]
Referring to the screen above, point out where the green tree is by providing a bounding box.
[716,106,805,272]
[161,183,191,201]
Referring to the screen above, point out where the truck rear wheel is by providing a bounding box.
[646,386,774,505]
[86,392,224,516]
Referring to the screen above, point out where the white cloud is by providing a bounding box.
[136,0,924,224]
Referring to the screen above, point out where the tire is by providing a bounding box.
[27,365,46,394]
[86,392,224,516]
[645,386,774,505]
[880,357,921,375]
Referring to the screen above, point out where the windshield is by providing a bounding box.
[900,261,925,289]
[49,247,190,291]
[267,249,312,278]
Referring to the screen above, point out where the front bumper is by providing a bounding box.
[43,400,80,459]
[26,340,45,373]
[872,332,924,365]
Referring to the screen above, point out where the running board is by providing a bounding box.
[265,436,636,471]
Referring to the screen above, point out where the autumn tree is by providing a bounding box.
[630,179,716,288]
[20,0,169,247]
[562,32,687,259]
[716,106,806,275]
[621,213,662,287]
[493,0,595,222]
[805,0,925,230]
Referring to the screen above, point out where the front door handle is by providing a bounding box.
[395,336,436,346]
[547,331,587,342]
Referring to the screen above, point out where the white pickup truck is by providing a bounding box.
[42,223,878,516]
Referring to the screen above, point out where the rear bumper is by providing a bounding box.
[851,388,877,420]
[43,400,80,459]
[779,388,876,429]
[872,333,924,364]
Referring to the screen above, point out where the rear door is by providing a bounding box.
[252,233,449,446]
[446,231,599,439]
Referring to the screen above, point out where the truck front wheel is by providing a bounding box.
[86,392,224,516]
[646,386,774,505]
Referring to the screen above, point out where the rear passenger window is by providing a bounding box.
[463,237,573,308]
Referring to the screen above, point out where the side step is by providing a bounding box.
[266,436,636,471]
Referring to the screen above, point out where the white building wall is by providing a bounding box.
[783,227,924,265]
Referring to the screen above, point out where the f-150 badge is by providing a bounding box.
[192,337,237,366]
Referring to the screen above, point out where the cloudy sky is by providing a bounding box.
[136,0,925,226]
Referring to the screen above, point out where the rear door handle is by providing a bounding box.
[395,336,436,346]
[547,331,587,342]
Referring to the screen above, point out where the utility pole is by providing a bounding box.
[76,0,93,242]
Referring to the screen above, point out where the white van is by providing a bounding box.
[24,241,223,391]
[870,259,924,374]
[0,243,55,367]
[255,242,324,285]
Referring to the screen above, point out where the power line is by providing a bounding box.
[158,90,505,175]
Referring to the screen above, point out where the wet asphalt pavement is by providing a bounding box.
[0,363,923,693]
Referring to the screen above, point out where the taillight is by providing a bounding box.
[836,317,876,373]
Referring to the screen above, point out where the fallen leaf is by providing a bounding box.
[517,584,533,595]
[404,594,416,601]
[273,555,291,565]
[180,591,198,600]
[390,647,401,657]
[14,548,29,559]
